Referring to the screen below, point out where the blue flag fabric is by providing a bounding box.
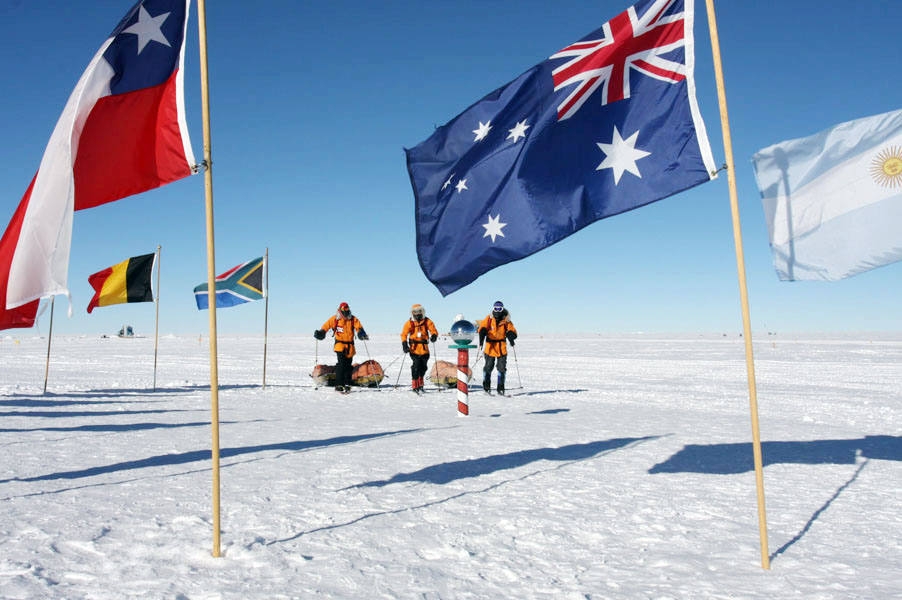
[406,0,716,296]
[194,257,265,310]
[752,109,902,281]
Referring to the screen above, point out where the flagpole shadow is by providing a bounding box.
[770,458,870,562]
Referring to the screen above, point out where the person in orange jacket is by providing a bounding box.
[401,304,438,394]
[477,300,517,394]
[314,302,368,393]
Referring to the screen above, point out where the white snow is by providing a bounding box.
[2,333,901,599]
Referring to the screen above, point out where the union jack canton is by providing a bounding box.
[406,0,717,296]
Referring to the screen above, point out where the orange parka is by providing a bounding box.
[401,317,438,356]
[478,312,517,357]
[321,312,364,357]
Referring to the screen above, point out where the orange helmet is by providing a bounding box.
[411,304,425,320]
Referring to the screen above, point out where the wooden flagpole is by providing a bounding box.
[196,0,222,558]
[704,0,770,570]
[43,297,55,394]
[262,247,269,389]
[153,245,161,390]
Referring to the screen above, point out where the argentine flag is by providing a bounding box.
[752,109,902,281]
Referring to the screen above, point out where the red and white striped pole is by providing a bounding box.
[456,347,469,416]
[449,316,477,417]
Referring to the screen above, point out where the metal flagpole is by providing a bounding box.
[153,245,161,391]
[704,0,770,570]
[196,0,222,559]
[43,297,55,394]
[262,247,269,389]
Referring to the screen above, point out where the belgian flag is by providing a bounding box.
[86,253,155,313]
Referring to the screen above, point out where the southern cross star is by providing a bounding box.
[122,5,172,54]
[507,120,530,143]
[482,214,506,243]
[596,126,651,184]
[455,178,468,193]
[473,121,492,142]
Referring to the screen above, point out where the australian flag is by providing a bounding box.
[406,0,717,296]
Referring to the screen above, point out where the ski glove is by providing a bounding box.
[358,329,369,340]
[430,334,438,342]
[478,328,487,346]
[506,331,517,345]
[314,329,326,340]
[402,341,410,354]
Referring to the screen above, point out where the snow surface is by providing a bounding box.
[1,333,901,599]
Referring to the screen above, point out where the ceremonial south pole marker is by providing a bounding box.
[449,317,477,417]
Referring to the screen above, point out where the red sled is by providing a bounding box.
[310,361,385,387]
[429,359,472,388]
[352,360,384,387]
[310,364,336,386]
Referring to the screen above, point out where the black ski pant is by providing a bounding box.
[410,353,430,381]
[483,354,507,389]
[335,351,353,388]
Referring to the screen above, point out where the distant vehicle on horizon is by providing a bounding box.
[117,325,143,338]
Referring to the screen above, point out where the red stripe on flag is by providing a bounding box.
[0,176,40,329]
[632,58,686,82]
[73,70,192,211]
[215,263,244,281]
[86,266,114,314]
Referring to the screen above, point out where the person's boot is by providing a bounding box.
[416,377,425,393]
[482,373,491,392]
[497,372,506,396]
[411,379,418,393]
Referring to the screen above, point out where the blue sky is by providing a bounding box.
[1,0,900,336]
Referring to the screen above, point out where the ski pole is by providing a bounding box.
[313,338,319,389]
[394,353,406,390]
[430,339,443,392]
[382,352,405,371]
[511,343,523,389]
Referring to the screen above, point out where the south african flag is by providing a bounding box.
[194,256,265,310]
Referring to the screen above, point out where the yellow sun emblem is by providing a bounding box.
[870,146,902,187]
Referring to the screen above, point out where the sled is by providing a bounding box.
[429,360,472,388]
[352,360,384,387]
[310,364,336,386]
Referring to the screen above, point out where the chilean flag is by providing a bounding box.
[0,0,195,329]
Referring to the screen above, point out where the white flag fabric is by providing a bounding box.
[752,109,902,281]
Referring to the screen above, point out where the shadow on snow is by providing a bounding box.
[0,429,425,485]
[344,436,658,489]
[0,409,196,419]
[770,458,871,562]
[527,408,571,415]
[648,435,902,474]
[268,435,658,546]
[510,388,587,397]
[650,436,902,563]
[0,419,257,434]
[1,383,265,401]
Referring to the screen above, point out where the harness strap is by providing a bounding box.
[332,316,356,344]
